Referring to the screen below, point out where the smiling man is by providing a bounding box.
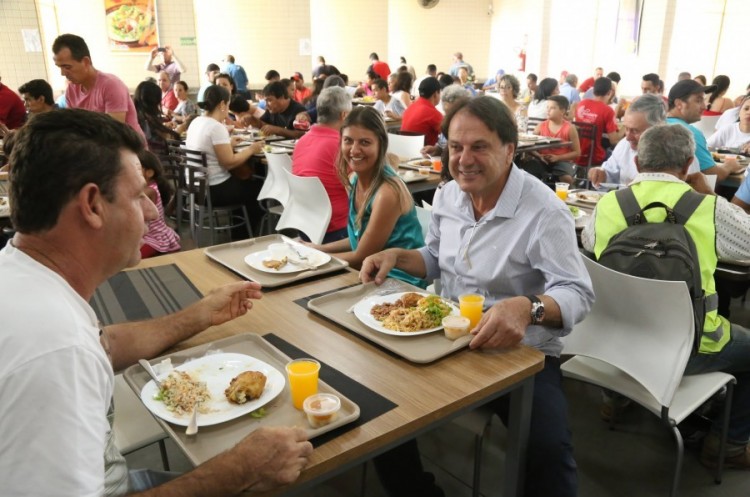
[361,97,594,497]
[52,33,144,138]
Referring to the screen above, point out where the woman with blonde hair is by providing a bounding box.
[313,106,425,286]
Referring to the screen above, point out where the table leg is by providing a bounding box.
[504,375,534,497]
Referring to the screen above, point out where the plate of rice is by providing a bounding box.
[352,292,459,336]
[140,353,284,427]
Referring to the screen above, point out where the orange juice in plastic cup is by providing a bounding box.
[459,294,485,329]
[555,183,569,201]
[285,359,320,410]
[431,156,443,172]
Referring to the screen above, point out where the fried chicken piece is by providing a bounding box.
[225,371,267,404]
[262,256,288,270]
[398,292,424,308]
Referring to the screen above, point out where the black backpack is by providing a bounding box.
[597,188,707,354]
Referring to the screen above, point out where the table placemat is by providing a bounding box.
[263,333,397,447]
[90,264,202,325]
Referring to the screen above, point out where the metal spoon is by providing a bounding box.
[138,359,162,389]
[186,403,200,436]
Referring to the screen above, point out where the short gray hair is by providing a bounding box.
[565,74,578,86]
[637,124,695,172]
[316,87,352,124]
[441,84,471,104]
[628,93,666,126]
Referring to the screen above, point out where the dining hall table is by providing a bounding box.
[113,247,544,496]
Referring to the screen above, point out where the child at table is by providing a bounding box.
[139,150,181,258]
[531,95,581,185]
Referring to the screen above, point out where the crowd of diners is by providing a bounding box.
[3,33,750,497]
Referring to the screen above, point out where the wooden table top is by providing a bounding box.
[132,248,544,494]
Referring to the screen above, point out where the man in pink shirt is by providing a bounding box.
[52,34,144,138]
[292,87,351,243]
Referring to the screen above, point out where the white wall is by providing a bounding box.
[1,0,748,103]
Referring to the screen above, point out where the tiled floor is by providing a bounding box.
[130,225,750,496]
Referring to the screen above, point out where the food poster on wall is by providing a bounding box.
[105,0,159,52]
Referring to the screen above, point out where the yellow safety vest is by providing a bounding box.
[593,181,729,354]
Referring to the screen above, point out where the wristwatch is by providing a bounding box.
[525,295,545,325]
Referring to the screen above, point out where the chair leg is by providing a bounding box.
[158,439,170,471]
[716,382,734,484]
[472,433,483,497]
[668,421,685,497]
[360,461,368,497]
[241,206,253,239]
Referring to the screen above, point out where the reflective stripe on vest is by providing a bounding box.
[593,181,730,354]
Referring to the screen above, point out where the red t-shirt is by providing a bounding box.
[401,97,443,146]
[293,86,312,104]
[574,99,617,165]
[371,61,391,81]
[66,71,145,137]
[0,84,26,129]
[161,90,178,112]
[292,125,349,233]
[578,77,595,93]
[537,119,573,156]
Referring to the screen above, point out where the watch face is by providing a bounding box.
[531,302,544,324]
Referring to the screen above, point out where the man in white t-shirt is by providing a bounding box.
[589,94,700,187]
[0,109,312,496]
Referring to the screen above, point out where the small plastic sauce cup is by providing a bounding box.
[417,165,432,176]
[303,393,341,428]
[442,315,471,340]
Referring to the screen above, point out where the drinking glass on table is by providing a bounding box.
[286,358,320,410]
[459,294,485,329]
[555,183,569,201]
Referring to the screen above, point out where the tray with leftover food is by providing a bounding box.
[125,334,360,466]
[204,235,348,288]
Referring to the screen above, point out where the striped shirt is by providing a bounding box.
[142,183,181,254]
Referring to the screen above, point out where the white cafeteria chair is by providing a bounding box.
[414,205,431,239]
[113,374,170,470]
[561,257,735,497]
[258,152,292,235]
[275,169,331,244]
[694,115,721,141]
[386,132,425,161]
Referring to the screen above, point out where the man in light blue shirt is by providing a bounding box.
[223,55,250,99]
[666,79,743,181]
[362,97,594,497]
[559,73,581,107]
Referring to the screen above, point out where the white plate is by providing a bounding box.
[406,158,434,168]
[244,245,331,273]
[140,353,285,427]
[352,292,460,337]
[399,172,428,183]
[568,206,586,220]
[570,191,605,204]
